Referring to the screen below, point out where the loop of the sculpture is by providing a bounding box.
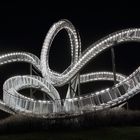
[41,20,140,87]
[3,75,61,114]
[40,19,81,86]
[42,28,140,86]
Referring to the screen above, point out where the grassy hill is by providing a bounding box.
[0,109,140,139]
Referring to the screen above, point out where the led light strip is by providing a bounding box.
[0,52,41,71]
[0,19,139,118]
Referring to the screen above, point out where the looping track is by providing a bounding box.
[0,19,140,118]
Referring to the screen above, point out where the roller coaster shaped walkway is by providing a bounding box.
[0,19,139,118]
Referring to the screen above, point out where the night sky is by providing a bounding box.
[0,2,140,111]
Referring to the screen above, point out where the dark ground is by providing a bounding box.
[0,127,140,140]
[0,109,140,139]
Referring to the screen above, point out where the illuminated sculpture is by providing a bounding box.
[0,19,140,118]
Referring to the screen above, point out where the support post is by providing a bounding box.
[126,101,129,110]
[30,64,33,98]
[77,73,82,112]
[111,46,117,85]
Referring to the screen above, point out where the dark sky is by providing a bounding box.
[0,2,140,109]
